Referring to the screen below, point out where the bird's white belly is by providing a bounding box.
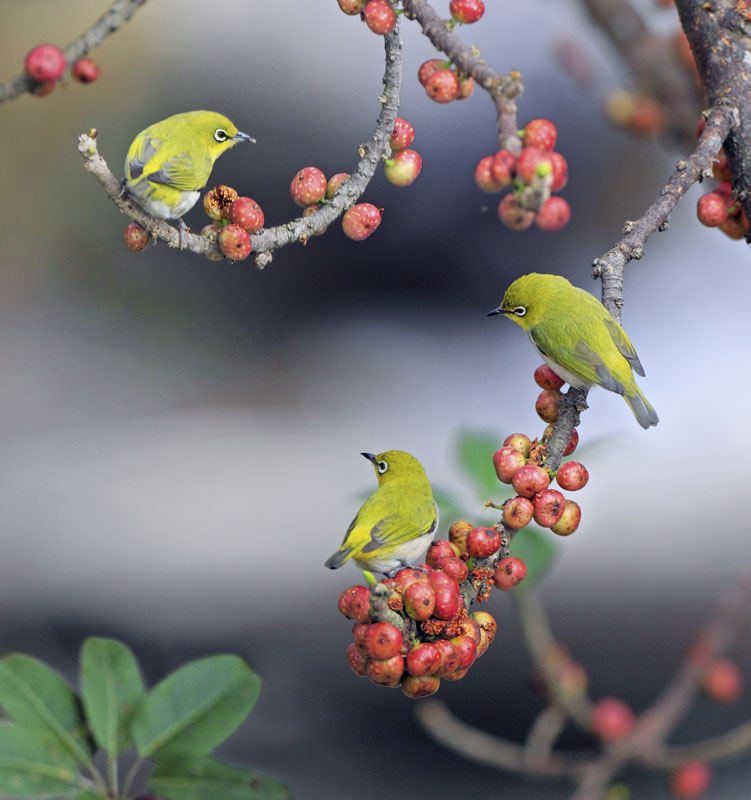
[146,191,200,220]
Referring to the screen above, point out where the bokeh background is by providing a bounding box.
[0,1,749,797]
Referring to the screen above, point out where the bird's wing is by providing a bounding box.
[144,150,209,192]
[344,495,437,555]
[124,136,161,182]
[603,316,646,376]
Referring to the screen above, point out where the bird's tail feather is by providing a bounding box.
[625,387,659,429]
[324,547,353,570]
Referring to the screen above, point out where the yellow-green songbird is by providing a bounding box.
[124,110,254,234]
[487,273,658,429]
[324,450,438,576]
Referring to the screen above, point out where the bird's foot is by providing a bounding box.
[559,388,589,411]
[177,218,190,250]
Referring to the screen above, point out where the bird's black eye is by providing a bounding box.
[377,460,388,474]
[512,306,527,317]
[214,129,229,142]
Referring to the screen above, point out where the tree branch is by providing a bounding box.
[0,0,149,104]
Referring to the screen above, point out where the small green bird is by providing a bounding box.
[324,450,439,576]
[487,273,658,429]
[124,110,254,239]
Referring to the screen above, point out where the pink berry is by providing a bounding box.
[550,499,581,536]
[346,642,370,676]
[494,556,527,590]
[123,222,149,252]
[450,634,478,669]
[512,464,550,498]
[342,203,383,240]
[549,151,569,191]
[534,364,565,390]
[426,540,459,567]
[457,75,475,99]
[364,622,403,660]
[523,118,557,151]
[326,172,350,198]
[503,432,531,457]
[425,69,460,103]
[475,156,505,193]
[432,585,463,620]
[556,462,589,491]
[229,197,264,233]
[697,192,729,227]
[338,585,371,622]
[366,654,404,687]
[218,224,252,261]
[403,581,436,621]
[466,526,503,559]
[71,58,99,83]
[290,167,327,207]
[434,639,461,677]
[390,117,415,150]
[701,658,744,703]
[502,496,534,530]
[536,389,560,422]
[364,0,397,35]
[532,489,566,527]
[492,446,527,483]
[24,44,66,82]
[498,194,535,230]
[337,0,367,13]
[417,58,447,87]
[515,146,553,184]
[591,698,635,742]
[383,149,422,187]
[535,196,571,231]
[670,762,712,799]
[491,149,516,186]
[435,556,468,583]
[449,0,485,24]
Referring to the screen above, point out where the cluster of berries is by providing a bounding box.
[695,121,748,241]
[337,0,398,34]
[491,364,587,537]
[475,119,571,232]
[417,58,474,103]
[384,117,422,187]
[24,44,99,96]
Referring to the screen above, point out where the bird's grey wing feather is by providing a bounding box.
[574,342,625,395]
[603,317,645,376]
[145,151,204,191]
[125,137,161,182]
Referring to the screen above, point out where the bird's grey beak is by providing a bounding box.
[233,131,256,143]
[361,452,378,464]
[486,306,503,317]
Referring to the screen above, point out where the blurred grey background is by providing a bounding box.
[0,1,749,797]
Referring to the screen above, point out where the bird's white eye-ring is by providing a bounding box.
[214,129,229,142]
[377,460,388,474]
[512,306,527,317]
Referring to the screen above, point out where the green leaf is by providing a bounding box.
[456,429,504,501]
[0,720,83,798]
[80,637,145,757]
[130,655,260,758]
[509,525,557,587]
[148,755,289,800]
[0,655,93,767]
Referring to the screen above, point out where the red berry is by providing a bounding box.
[434,639,461,677]
[475,156,505,193]
[425,69,460,103]
[471,610,498,644]
[450,634,478,669]
[218,224,252,261]
[402,674,440,698]
[545,423,579,455]
[522,118,557,151]
[549,151,569,191]
[442,666,469,681]
[532,489,566,527]
[229,197,264,233]
[390,117,415,150]
[493,445,527,484]
[342,203,383,240]
[326,172,349,198]
[433,585,463,620]
[535,389,560,422]
[697,192,728,227]
[392,567,428,591]
[345,642,370,676]
[123,222,149,252]
[352,622,370,653]
[511,464,550,498]
[199,224,223,260]
[457,618,481,644]
[591,698,635,742]
[669,761,712,799]
[290,167,327,207]
[406,642,442,676]
[713,148,731,181]
[364,1,397,35]
[435,556,468,583]
[448,520,473,553]
[535,196,571,231]
[503,432,531,457]
[364,622,403,660]
[515,147,553,184]
[366,654,404,687]
[449,0,485,24]
[550,499,581,536]
[417,58,447,87]
[701,658,744,703]
[24,44,66,82]
[719,215,746,239]
[457,76,475,99]
[630,96,666,137]
[493,556,527,590]
[502,496,534,530]
[338,585,371,622]
[337,0,367,13]
[403,581,436,621]
[71,58,99,83]
[556,461,589,491]
[203,185,238,220]
[466,526,503,559]
[426,540,459,567]
[428,570,461,593]
[383,149,422,187]
[498,194,535,230]
[491,149,516,186]
[534,364,565,390]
